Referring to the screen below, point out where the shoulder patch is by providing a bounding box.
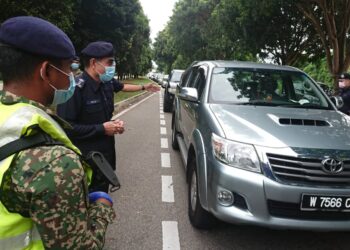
[76,78,85,88]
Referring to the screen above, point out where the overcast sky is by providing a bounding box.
[139,0,178,42]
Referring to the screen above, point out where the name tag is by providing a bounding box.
[86,99,101,105]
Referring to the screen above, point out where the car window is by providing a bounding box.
[186,67,199,87]
[209,67,331,109]
[170,71,183,82]
[192,67,207,99]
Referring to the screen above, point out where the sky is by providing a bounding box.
[139,0,178,42]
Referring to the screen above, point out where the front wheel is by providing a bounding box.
[188,159,216,229]
[171,118,179,150]
[163,90,173,112]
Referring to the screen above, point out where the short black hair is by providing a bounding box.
[0,45,61,83]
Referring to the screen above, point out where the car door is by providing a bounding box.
[181,65,208,148]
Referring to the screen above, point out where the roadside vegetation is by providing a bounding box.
[114,77,153,103]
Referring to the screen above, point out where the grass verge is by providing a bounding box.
[114,77,152,103]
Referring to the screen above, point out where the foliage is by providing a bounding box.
[296,0,350,88]
[0,0,152,77]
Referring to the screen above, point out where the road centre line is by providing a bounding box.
[162,175,175,202]
[161,153,171,168]
[161,127,167,135]
[161,138,169,149]
[162,221,180,250]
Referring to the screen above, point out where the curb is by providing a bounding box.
[113,91,153,114]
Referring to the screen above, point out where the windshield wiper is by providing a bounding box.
[277,103,330,110]
[236,101,280,106]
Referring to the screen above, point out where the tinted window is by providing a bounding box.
[209,67,331,109]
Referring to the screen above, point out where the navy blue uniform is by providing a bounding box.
[57,71,124,191]
[339,88,350,115]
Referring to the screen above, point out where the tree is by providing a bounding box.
[0,0,77,32]
[296,0,350,88]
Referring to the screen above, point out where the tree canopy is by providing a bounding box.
[0,0,152,78]
[153,0,349,88]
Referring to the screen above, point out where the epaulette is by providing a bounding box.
[76,78,85,88]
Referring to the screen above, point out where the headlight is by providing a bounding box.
[212,133,261,173]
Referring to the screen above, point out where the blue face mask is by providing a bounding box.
[47,64,76,106]
[97,62,116,82]
[71,62,80,70]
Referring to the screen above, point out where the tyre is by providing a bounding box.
[163,89,173,112]
[171,117,179,150]
[188,159,216,229]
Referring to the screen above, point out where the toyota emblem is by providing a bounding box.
[321,158,343,174]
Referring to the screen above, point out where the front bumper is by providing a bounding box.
[207,158,350,231]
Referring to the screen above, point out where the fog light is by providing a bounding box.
[217,190,234,206]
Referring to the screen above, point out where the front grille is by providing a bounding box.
[268,200,350,220]
[267,154,350,186]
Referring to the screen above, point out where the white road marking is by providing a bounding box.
[162,175,174,202]
[161,152,171,168]
[160,114,165,119]
[160,120,166,125]
[161,138,169,149]
[160,127,167,135]
[160,110,164,114]
[112,93,156,119]
[162,221,180,250]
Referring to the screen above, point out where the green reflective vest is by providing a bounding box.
[0,101,86,250]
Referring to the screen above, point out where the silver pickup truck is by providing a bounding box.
[172,60,350,230]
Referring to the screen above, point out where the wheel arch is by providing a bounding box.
[186,129,209,210]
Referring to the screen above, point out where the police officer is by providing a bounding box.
[338,73,350,115]
[71,56,82,76]
[0,16,115,249]
[57,41,159,193]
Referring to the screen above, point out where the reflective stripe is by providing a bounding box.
[0,105,65,148]
[0,226,41,250]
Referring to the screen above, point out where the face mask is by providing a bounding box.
[97,61,116,82]
[42,64,76,106]
[71,63,80,70]
[339,82,346,89]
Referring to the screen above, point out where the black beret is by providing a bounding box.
[81,41,114,58]
[339,73,350,80]
[0,16,75,59]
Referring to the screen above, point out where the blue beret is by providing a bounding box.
[81,41,114,58]
[0,16,75,59]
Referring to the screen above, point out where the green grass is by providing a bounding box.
[114,77,151,103]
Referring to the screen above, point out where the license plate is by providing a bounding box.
[301,194,350,211]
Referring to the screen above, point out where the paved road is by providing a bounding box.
[104,91,350,250]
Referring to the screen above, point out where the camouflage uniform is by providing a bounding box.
[0,91,116,249]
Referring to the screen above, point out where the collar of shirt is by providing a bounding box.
[0,90,72,129]
[82,71,103,93]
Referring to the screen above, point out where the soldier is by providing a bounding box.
[0,16,115,249]
[57,41,159,193]
[338,73,350,115]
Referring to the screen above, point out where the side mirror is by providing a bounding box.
[331,96,344,109]
[178,87,198,102]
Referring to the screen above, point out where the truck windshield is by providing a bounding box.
[209,67,331,109]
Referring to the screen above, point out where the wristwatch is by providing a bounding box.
[141,85,145,90]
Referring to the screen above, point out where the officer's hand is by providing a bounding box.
[144,83,160,92]
[89,191,113,207]
[103,121,118,136]
[113,119,125,134]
